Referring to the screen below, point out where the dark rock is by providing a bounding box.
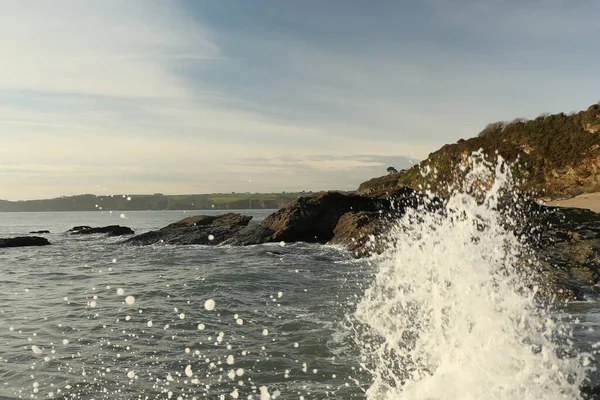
[124,213,268,246]
[220,225,273,246]
[329,211,389,256]
[260,191,385,243]
[29,230,50,234]
[68,225,134,236]
[70,225,92,232]
[524,206,600,300]
[0,236,50,248]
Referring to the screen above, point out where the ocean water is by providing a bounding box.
[1,188,600,399]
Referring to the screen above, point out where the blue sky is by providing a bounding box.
[1,0,599,200]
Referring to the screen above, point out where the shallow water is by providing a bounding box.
[0,209,599,399]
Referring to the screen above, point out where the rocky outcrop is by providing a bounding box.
[124,213,272,246]
[68,225,134,236]
[260,191,385,243]
[329,211,389,256]
[122,190,437,253]
[532,207,600,300]
[357,103,600,200]
[0,236,50,248]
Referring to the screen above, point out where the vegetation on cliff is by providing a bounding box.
[358,103,600,199]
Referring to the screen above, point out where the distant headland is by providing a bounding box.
[0,192,330,212]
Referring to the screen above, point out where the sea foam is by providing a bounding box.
[355,153,592,399]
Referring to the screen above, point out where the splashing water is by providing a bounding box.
[355,153,592,399]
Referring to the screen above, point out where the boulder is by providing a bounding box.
[124,213,271,246]
[329,211,390,256]
[260,191,384,243]
[0,236,50,248]
[68,225,134,236]
[29,230,50,234]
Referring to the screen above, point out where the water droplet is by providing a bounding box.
[204,299,215,311]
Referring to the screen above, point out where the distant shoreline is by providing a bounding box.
[0,192,330,212]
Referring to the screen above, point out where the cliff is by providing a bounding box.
[358,103,600,199]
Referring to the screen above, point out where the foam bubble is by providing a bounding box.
[204,299,215,311]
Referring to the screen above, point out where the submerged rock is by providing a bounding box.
[0,236,50,248]
[124,213,272,246]
[68,225,134,236]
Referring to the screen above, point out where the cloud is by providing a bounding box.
[0,0,218,99]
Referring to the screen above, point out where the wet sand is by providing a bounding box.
[546,192,600,213]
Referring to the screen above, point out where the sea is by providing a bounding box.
[2,182,600,399]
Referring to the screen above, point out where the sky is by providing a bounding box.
[1,1,599,200]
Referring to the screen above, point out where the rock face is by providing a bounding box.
[124,213,272,246]
[0,236,50,248]
[532,207,600,300]
[329,211,389,256]
[261,191,384,243]
[68,225,134,236]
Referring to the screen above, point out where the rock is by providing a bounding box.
[29,230,50,234]
[124,213,270,246]
[167,213,252,228]
[528,206,600,300]
[261,191,384,243]
[329,211,390,256]
[220,225,274,246]
[68,225,134,236]
[0,236,50,248]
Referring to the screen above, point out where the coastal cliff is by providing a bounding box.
[358,103,600,200]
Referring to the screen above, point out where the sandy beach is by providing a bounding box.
[546,192,600,213]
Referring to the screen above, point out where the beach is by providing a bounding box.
[547,192,600,213]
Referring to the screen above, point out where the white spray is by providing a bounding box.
[355,153,591,399]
